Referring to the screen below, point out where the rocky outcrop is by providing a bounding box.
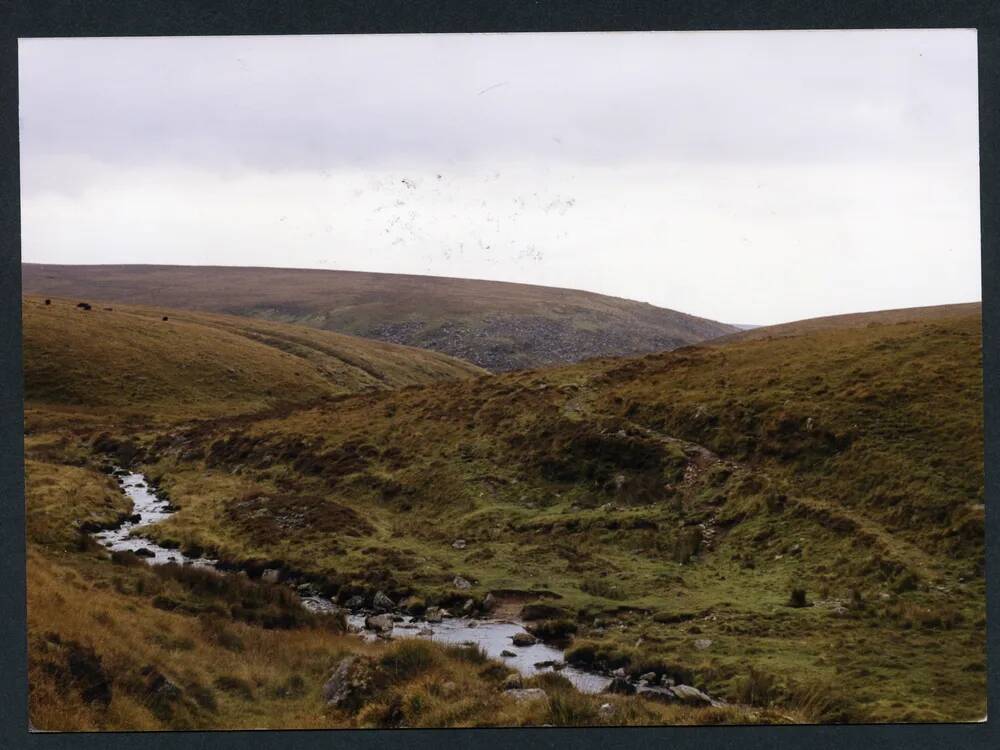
[667,684,715,706]
[606,676,636,695]
[504,688,548,702]
[372,591,395,613]
[364,614,394,635]
[323,656,377,711]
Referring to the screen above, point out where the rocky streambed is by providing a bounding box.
[92,470,217,567]
[92,469,723,703]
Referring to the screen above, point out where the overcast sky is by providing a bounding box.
[18,30,980,325]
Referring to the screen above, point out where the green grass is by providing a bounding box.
[23,300,986,727]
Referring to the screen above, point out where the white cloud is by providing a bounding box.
[19,30,981,324]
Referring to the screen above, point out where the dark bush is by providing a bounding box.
[526,619,578,641]
[564,641,633,671]
[788,588,809,608]
[520,602,570,621]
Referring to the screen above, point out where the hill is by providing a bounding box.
[70,304,987,723]
[22,296,483,418]
[711,302,981,345]
[23,301,985,727]
[21,264,739,371]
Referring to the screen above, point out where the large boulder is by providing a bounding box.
[364,614,394,634]
[482,592,497,612]
[669,684,714,706]
[511,632,538,647]
[372,591,395,613]
[636,685,675,703]
[605,676,636,695]
[453,576,472,590]
[504,688,548,703]
[260,568,281,583]
[344,594,366,609]
[424,607,444,623]
[323,656,377,711]
[300,597,341,616]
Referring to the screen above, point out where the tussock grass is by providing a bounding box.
[24,303,986,726]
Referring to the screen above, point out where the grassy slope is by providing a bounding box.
[22,264,738,371]
[24,303,985,727]
[129,307,984,723]
[712,302,981,345]
[23,296,483,419]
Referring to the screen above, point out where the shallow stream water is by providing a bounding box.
[92,472,217,567]
[92,470,612,693]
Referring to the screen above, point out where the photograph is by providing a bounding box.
[17,29,985,730]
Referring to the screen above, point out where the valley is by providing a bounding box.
[23,295,986,729]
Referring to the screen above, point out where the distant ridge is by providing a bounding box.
[711,302,981,345]
[22,264,739,372]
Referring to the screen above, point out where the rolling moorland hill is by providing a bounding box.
[21,264,739,371]
[22,296,483,418]
[712,302,982,345]
[23,301,985,728]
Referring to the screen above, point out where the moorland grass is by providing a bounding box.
[23,301,986,727]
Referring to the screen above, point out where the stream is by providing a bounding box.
[92,470,613,694]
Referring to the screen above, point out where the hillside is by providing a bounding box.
[22,296,483,418]
[23,301,984,727]
[712,302,981,345]
[25,300,986,728]
[21,264,739,371]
